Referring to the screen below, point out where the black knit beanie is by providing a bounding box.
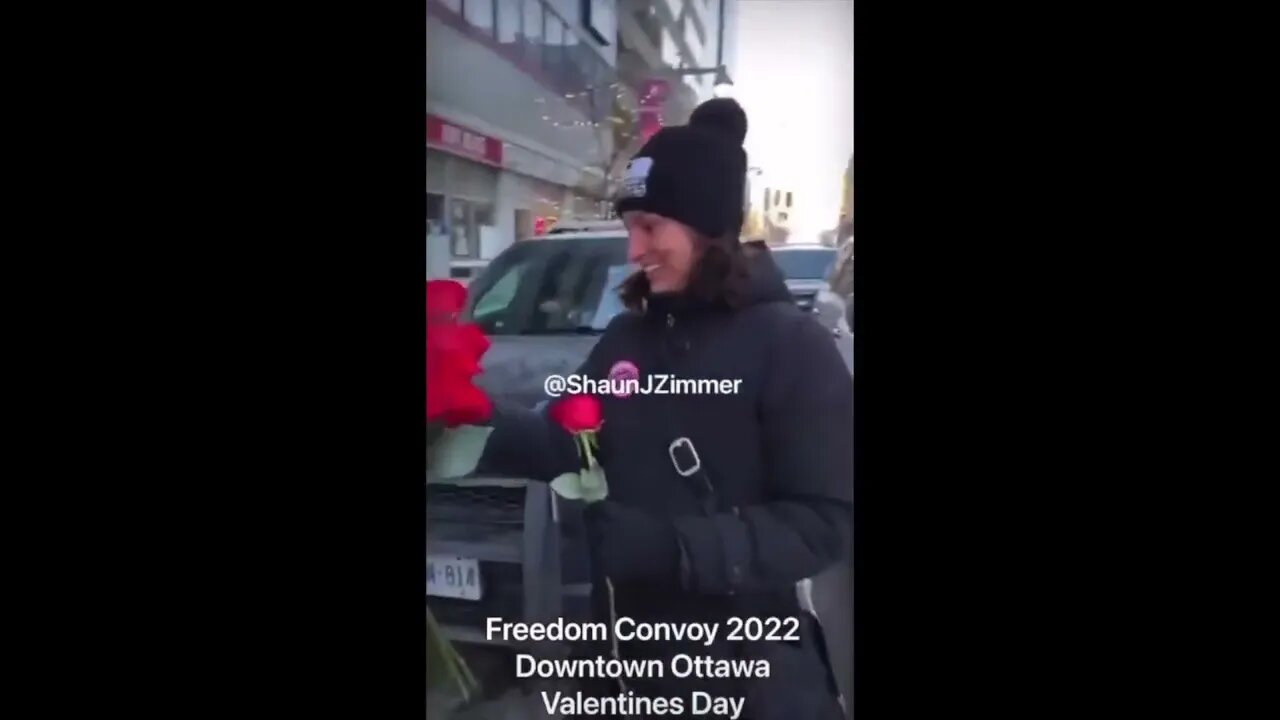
[614,98,748,239]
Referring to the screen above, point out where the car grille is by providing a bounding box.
[427,483,526,631]
[428,481,596,642]
[426,484,524,526]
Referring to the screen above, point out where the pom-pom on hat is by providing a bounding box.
[615,98,749,240]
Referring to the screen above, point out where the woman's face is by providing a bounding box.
[622,211,700,293]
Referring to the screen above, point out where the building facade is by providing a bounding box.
[426,1,739,278]
[616,0,738,125]
[427,0,623,277]
[761,184,794,244]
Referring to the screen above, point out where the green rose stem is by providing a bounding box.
[427,605,478,702]
[577,431,598,471]
[606,576,626,693]
[574,430,625,691]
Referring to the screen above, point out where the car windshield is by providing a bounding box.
[772,249,837,280]
[464,235,632,335]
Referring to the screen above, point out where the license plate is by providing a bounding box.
[426,555,483,601]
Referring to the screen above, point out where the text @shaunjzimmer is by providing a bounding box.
[543,374,744,398]
[487,617,802,719]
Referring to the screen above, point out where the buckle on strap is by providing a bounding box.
[668,437,702,477]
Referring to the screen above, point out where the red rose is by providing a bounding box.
[426,335,492,426]
[441,382,493,427]
[427,323,487,378]
[426,281,493,427]
[427,280,467,319]
[427,365,492,427]
[550,395,604,434]
[460,323,489,357]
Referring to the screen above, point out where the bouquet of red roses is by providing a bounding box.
[425,280,493,705]
[427,280,492,427]
[426,281,497,477]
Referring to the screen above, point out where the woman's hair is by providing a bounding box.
[619,232,753,312]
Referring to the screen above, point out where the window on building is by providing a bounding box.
[427,193,446,237]
[589,51,612,119]
[464,0,496,38]
[684,18,704,57]
[523,0,543,67]
[473,202,495,237]
[449,198,470,257]
[660,27,680,67]
[763,187,771,212]
[563,25,583,93]
[774,189,781,207]
[496,0,522,46]
[448,198,496,259]
[786,192,793,208]
[543,10,565,79]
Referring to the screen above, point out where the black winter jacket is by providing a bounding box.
[477,253,852,718]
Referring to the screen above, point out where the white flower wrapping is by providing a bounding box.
[426,425,494,480]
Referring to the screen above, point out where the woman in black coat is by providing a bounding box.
[476,99,851,720]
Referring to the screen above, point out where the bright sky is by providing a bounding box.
[730,0,853,243]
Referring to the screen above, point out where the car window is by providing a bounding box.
[591,264,635,329]
[772,250,837,280]
[471,263,525,321]
[465,237,629,335]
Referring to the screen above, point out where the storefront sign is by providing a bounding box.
[427,114,503,166]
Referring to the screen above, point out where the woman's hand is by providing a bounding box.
[584,501,681,584]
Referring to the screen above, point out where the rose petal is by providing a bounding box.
[456,323,491,358]
[427,280,468,316]
[441,382,492,427]
[550,395,604,433]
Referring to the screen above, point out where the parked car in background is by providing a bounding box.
[769,243,849,335]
